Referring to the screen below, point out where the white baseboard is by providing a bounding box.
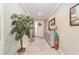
[58,49,64,55]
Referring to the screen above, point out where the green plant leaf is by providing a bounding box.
[10,13,34,41]
[10,14,19,19]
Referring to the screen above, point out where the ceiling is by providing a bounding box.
[21,3,60,20]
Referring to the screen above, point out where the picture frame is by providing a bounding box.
[48,18,55,30]
[70,3,79,26]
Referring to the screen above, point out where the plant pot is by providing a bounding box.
[17,48,26,53]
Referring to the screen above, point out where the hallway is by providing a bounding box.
[22,37,60,55]
[0,3,79,55]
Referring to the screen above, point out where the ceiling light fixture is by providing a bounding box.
[38,13,42,16]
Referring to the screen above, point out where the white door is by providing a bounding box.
[35,21,44,37]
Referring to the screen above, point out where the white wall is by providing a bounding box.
[48,3,79,54]
[3,3,30,54]
[0,4,4,54]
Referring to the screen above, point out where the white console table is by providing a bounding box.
[44,31,54,48]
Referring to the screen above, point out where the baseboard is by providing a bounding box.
[58,49,64,55]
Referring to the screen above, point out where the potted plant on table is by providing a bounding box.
[10,14,34,53]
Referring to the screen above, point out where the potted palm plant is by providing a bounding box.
[10,14,34,53]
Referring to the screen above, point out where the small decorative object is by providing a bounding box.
[53,28,59,50]
[70,3,79,26]
[10,13,34,53]
[48,18,55,30]
[38,22,42,26]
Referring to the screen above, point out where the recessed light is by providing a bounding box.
[38,13,42,16]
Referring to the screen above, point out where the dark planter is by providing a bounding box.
[17,48,26,53]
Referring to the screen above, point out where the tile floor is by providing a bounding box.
[20,37,60,55]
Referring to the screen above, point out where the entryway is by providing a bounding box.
[34,21,44,38]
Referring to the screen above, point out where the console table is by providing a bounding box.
[44,31,54,48]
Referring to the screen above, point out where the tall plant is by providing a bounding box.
[10,14,33,52]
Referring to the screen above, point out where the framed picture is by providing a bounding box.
[48,18,55,30]
[70,3,79,26]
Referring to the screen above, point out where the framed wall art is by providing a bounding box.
[70,3,79,26]
[48,18,55,30]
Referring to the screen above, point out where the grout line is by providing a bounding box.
[58,49,64,55]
